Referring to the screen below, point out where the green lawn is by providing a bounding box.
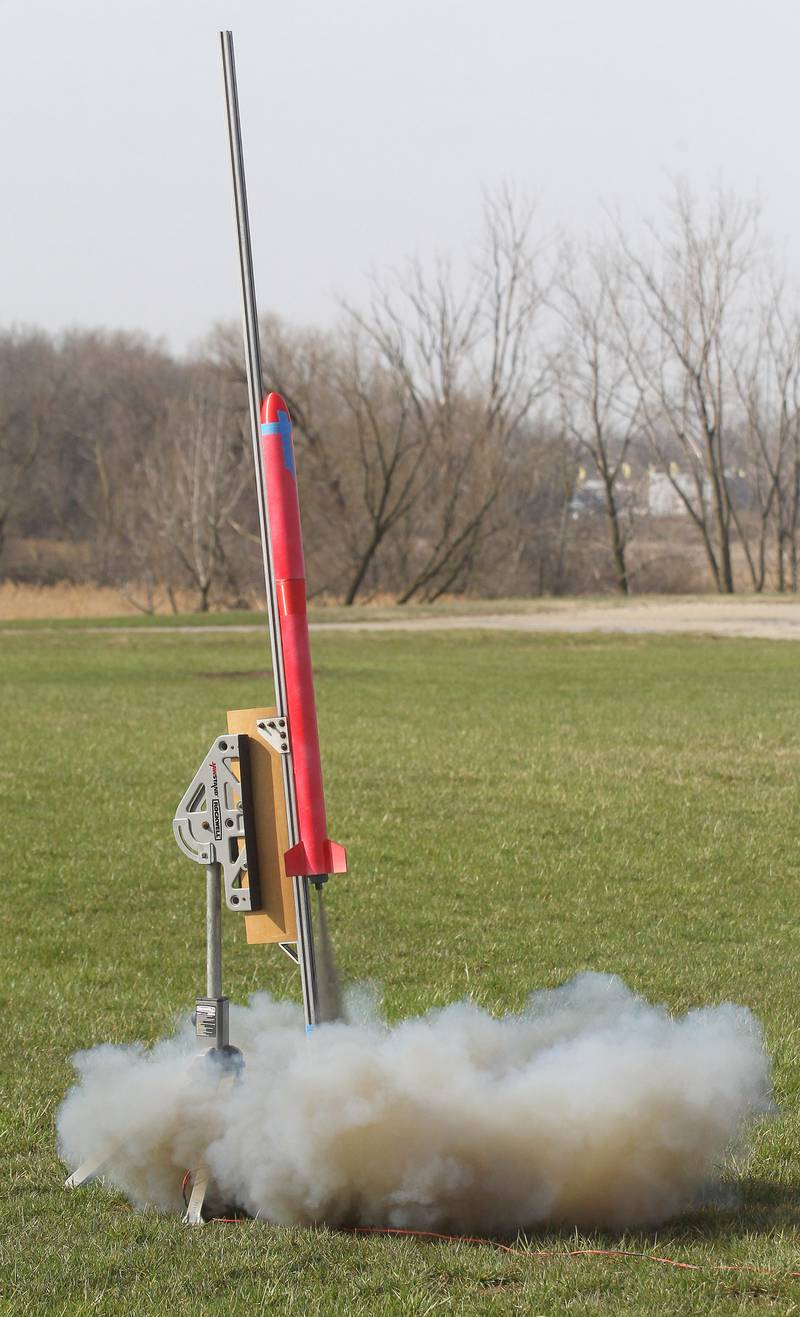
[2,626,800,1314]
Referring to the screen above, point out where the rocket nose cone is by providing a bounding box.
[261,392,291,426]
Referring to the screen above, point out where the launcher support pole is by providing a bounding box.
[206,863,222,999]
[195,858,230,1053]
[183,864,237,1225]
[220,29,320,1028]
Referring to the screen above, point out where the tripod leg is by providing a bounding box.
[64,1148,116,1189]
[183,1165,210,1226]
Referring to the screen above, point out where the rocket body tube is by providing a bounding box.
[260,392,347,880]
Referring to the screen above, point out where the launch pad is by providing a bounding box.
[65,31,349,1224]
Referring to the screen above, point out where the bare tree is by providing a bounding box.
[264,319,427,604]
[554,246,639,593]
[348,189,547,602]
[139,373,252,611]
[333,333,425,603]
[207,316,428,604]
[732,284,800,591]
[0,331,60,565]
[52,331,179,583]
[488,421,580,596]
[613,183,764,593]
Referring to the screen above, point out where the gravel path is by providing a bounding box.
[309,600,800,641]
[5,599,800,640]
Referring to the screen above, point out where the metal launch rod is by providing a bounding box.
[220,30,320,1028]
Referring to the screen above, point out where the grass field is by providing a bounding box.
[3,623,800,1314]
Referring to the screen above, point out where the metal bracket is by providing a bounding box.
[173,735,261,912]
[279,941,299,964]
[256,716,289,754]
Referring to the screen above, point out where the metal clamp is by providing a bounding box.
[173,735,261,912]
[256,716,289,754]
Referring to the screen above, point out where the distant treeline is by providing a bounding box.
[3,183,800,610]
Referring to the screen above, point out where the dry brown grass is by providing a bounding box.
[0,582,204,620]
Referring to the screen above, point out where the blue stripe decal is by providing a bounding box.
[260,409,295,475]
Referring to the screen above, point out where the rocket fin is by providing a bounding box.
[324,840,348,873]
[284,838,348,876]
[284,841,309,877]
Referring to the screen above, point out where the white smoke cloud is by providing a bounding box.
[58,973,773,1232]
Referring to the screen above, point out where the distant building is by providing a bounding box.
[569,476,607,517]
[569,463,642,520]
[647,468,698,516]
[570,461,722,520]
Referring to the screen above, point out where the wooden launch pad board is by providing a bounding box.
[226,706,297,944]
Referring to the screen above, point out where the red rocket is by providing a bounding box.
[259,392,347,881]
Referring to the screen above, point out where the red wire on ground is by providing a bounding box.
[342,1225,800,1281]
[181,1172,800,1282]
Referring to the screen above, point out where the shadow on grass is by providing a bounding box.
[507,1179,800,1255]
[668,1178,800,1239]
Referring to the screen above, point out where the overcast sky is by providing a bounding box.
[2,0,798,352]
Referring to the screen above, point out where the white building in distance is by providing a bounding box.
[647,468,699,516]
